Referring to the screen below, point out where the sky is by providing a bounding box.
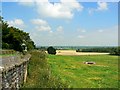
[2,0,118,46]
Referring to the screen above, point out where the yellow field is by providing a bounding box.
[55,50,109,56]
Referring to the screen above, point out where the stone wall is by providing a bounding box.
[0,53,31,89]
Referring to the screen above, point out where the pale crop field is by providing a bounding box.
[56,50,109,56]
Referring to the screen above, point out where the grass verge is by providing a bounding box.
[21,51,68,89]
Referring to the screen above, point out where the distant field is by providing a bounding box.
[47,54,118,88]
[56,50,109,56]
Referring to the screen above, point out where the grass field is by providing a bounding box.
[47,54,118,88]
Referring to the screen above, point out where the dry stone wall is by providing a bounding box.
[0,51,31,89]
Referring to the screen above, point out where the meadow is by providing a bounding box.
[47,54,118,88]
[21,50,119,88]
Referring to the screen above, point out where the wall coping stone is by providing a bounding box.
[0,54,31,73]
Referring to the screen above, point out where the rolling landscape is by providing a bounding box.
[1,0,119,89]
[21,46,119,88]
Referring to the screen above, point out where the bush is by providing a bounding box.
[76,49,81,52]
[47,46,56,55]
[2,42,10,49]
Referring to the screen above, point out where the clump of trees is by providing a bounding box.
[109,47,120,56]
[47,46,56,55]
[1,17,35,52]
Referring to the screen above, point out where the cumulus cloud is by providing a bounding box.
[7,19,25,29]
[31,19,48,25]
[37,1,83,19]
[88,2,108,14]
[97,2,108,11]
[19,0,83,19]
[31,19,51,32]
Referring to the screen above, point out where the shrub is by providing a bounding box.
[76,49,81,52]
[2,42,10,49]
[47,46,56,55]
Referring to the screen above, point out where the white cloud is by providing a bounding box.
[30,25,117,46]
[19,0,83,19]
[76,26,118,46]
[88,2,108,14]
[31,19,48,25]
[31,19,51,32]
[97,2,108,11]
[7,19,25,29]
[37,1,83,19]
[56,26,63,32]
[35,25,51,31]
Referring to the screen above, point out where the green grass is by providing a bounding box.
[21,51,68,89]
[47,55,118,88]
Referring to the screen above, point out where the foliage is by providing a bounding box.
[21,51,68,88]
[76,49,82,52]
[109,47,120,56]
[76,47,120,56]
[1,17,35,52]
[77,47,113,52]
[48,54,118,88]
[47,46,56,55]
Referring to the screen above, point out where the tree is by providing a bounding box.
[110,47,120,56]
[1,17,36,52]
[47,46,56,55]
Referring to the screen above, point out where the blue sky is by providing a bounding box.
[2,0,118,46]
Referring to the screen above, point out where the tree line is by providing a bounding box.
[76,47,120,56]
[1,16,36,52]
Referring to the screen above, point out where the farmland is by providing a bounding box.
[47,53,118,88]
[55,50,109,56]
[21,50,119,88]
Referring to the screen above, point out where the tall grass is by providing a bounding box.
[21,51,68,89]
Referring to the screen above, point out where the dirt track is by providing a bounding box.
[56,50,109,56]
